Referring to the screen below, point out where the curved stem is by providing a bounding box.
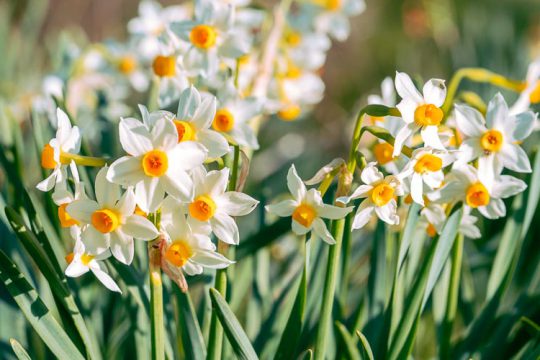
[60,153,108,167]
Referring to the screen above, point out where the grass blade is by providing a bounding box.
[174,287,206,360]
[335,322,361,360]
[209,288,258,360]
[10,338,31,360]
[355,330,374,360]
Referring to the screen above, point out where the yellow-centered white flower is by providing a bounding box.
[455,94,536,178]
[67,167,159,265]
[339,163,404,229]
[393,71,447,156]
[266,165,353,244]
[107,114,207,213]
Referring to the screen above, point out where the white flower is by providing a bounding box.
[340,163,404,229]
[309,0,366,41]
[52,162,86,228]
[284,28,331,71]
[393,72,447,156]
[510,58,540,115]
[160,212,233,291]
[213,81,261,149]
[265,165,353,244]
[67,167,159,264]
[455,94,536,178]
[106,42,149,92]
[434,163,526,219]
[399,147,454,206]
[65,240,121,293]
[173,86,229,159]
[186,167,258,245]
[37,108,81,192]
[107,113,207,213]
[171,1,250,77]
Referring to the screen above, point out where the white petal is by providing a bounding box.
[312,218,335,244]
[396,98,418,124]
[211,213,239,245]
[421,126,446,150]
[123,215,159,240]
[351,201,374,230]
[36,172,57,192]
[375,200,399,225]
[454,104,486,137]
[192,96,217,129]
[198,130,230,158]
[82,227,110,255]
[135,177,164,213]
[491,175,527,199]
[90,265,122,293]
[340,185,373,203]
[395,72,423,104]
[162,170,193,202]
[291,219,310,235]
[107,156,145,186]
[318,204,353,220]
[95,167,120,208]
[67,199,99,223]
[478,198,505,219]
[167,141,207,171]
[500,144,532,173]
[110,230,134,265]
[201,168,229,197]
[287,165,307,201]
[119,118,153,156]
[116,188,137,215]
[485,93,508,130]
[177,86,201,120]
[65,262,89,277]
[512,111,536,141]
[192,250,233,269]
[265,200,296,217]
[422,79,446,107]
[457,138,482,164]
[393,123,416,157]
[361,165,384,185]
[410,173,425,206]
[151,117,178,151]
[423,171,444,189]
[218,192,259,216]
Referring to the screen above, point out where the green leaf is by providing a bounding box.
[335,322,361,360]
[174,287,206,360]
[274,260,307,360]
[355,330,374,360]
[209,288,258,360]
[10,338,31,360]
[236,217,290,261]
[299,349,313,360]
[0,250,85,360]
[397,203,422,273]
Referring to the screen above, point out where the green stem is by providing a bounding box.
[314,218,346,360]
[440,234,464,359]
[207,145,241,359]
[149,213,164,360]
[60,152,108,167]
[338,213,353,312]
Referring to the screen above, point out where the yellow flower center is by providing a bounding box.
[285,31,302,47]
[373,143,394,165]
[414,104,443,127]
[426,223,437,237]
[292,203,317,228]
[134,205,147,217]
[285,64,302,79]
[213,109,235,132]
[414,153,443,173]
[529,81,540,104]
[164,240,193,267]
[369,116,385,124]
[278,103,302,121]
[480,129,503,153]
[370,183,395,207]
[189,195,217,221]
[81,254,95,266]
[152,55,176,77]
[41,144,57,169]
[174,120,196,142]
[118,56,136,74]
[189,24,217,49]
[91,209,120,234]
[58,203,79,228]
[142,150,168,177]
[466,182,490,208]
[326,0,341,10]
[65,252,74,264]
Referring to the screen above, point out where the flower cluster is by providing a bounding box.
[35,0,365,291]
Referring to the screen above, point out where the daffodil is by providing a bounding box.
[52,162,85,228]
[434,163,526,219]
[339,163,404,229]
[160,212,233,291]
[173,86,229,158]
[455,94,536,177]
[106,42,149,92]
[37,108,81,192]
[213,81,261,149]
[283,28,331,71]
[65,240,121,293]
[266,165,353,244]
[393,71,447,156]
[186,167,259,245]
[510,58,540,114]
[67,167,159,264]
[399,147,454,206]
[107,113,207,212]
[171,1,250,77]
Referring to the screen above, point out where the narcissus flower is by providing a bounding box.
[266,165,353,244]
[37,108,81,192]
[434,164,526,219]
[399,147,454,206]
[309,0,366,41]
[52,162,85,228]
[107,113,207,212]
[65,240,121,293]
[160,212,233,291]
[455,94,536,177]
[339,163,404,229]
[510,58,540,114]
[186,167,258,245]
[393,72,447,156]
[68,167,159,264]
[173,86,229,158]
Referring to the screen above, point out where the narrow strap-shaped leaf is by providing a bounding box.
[397,203,421,273]
[299,349,313,360]
[335,322,361,360]
[236,217,290,261]
[355,330,374,360]
[174,287,206,360]
[10,338,31,360]
[274,259,307,360]
[0,250,85,360]
[209,288,259,360]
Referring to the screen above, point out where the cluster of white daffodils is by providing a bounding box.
[267,69,537,243]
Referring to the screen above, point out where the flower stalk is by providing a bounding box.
[148,213,164,360]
